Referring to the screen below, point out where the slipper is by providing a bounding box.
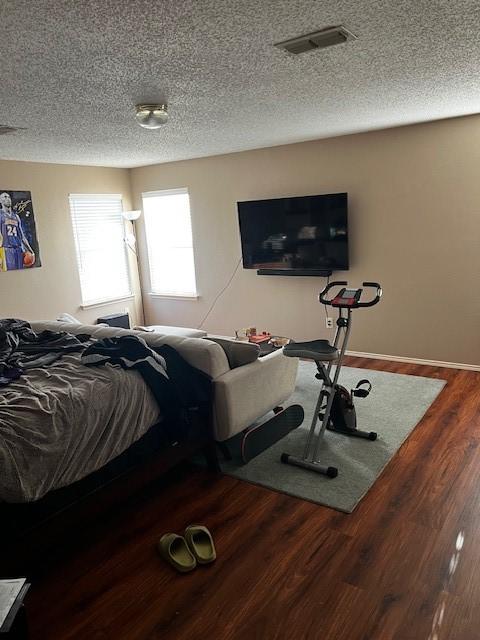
[184,525,216,564]
[158,533,197,572]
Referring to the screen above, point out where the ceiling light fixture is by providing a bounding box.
[135,104,168,129]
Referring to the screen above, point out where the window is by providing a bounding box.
[69,194,132,305]
[142,189,198,297]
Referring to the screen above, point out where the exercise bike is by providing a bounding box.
[281,281,382,478]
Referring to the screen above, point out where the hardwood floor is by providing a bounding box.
[26,358,480,639]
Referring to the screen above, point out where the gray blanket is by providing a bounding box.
[0,318,89,385]
[0,353,160,503]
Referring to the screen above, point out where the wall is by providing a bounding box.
[130,114,480,366]
[0,160,142,325]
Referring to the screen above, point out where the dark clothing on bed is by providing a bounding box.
[155,344,211,409]
[0,319,90,386]
[81,336,212,442]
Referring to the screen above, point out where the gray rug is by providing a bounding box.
[222,362,446,513]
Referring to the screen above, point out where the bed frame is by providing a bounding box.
[0,408,219,575]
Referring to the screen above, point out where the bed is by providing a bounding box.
[0,322,218,571]
[0,352,165,503]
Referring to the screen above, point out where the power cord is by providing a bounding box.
[322,274,330,320]
[198,258,243,329]
[198,265,330,330]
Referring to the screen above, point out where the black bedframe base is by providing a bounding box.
[0,411,219,575]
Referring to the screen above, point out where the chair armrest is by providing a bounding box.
[212,350,298,441]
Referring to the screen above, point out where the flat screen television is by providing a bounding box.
[237,192,349,274]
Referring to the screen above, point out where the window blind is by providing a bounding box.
[142,189,198,297]
[69,194,131,305]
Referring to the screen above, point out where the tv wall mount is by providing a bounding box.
[256,268,333,277]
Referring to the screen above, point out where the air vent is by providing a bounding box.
[275,26,357,55]
[0,125,26,136]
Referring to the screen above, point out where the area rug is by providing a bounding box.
[222,362,446,513]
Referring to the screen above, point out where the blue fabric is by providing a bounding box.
[5,248,23,270]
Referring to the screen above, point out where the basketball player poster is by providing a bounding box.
[0,190,41,271]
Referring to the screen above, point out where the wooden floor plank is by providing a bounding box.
[25,359,480,639]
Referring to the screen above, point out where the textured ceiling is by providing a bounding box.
[1,0,479,168]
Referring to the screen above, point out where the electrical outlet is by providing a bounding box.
[325,317,334,329]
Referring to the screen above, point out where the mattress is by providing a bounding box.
[0,353,160,503]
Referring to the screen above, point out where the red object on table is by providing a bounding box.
[249,332,271,344]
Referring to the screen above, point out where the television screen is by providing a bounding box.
[237,192,349,272]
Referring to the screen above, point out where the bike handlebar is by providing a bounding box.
[358,282,383,307]
[319,281,383,308]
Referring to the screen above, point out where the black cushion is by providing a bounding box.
[283,340,339,362]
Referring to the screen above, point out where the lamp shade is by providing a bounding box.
[122,210,141,221]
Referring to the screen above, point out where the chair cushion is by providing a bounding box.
[283,339,339,362]
[30,322,230,379]
[205,337,260,369]
[137,325,207,338]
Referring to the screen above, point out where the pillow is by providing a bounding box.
[206,337,260,369]
[56,313,81,324]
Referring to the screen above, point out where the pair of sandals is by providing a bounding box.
[158,525,216,573]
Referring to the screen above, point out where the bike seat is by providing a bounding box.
[283,340,339,362]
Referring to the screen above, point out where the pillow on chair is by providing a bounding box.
[206,337,260,369]
[56,313,81,324]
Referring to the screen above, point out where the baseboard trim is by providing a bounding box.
[345,350,480,372]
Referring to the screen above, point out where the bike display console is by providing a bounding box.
[331,287,362,307]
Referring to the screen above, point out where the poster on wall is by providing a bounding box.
[0,190,41,271]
